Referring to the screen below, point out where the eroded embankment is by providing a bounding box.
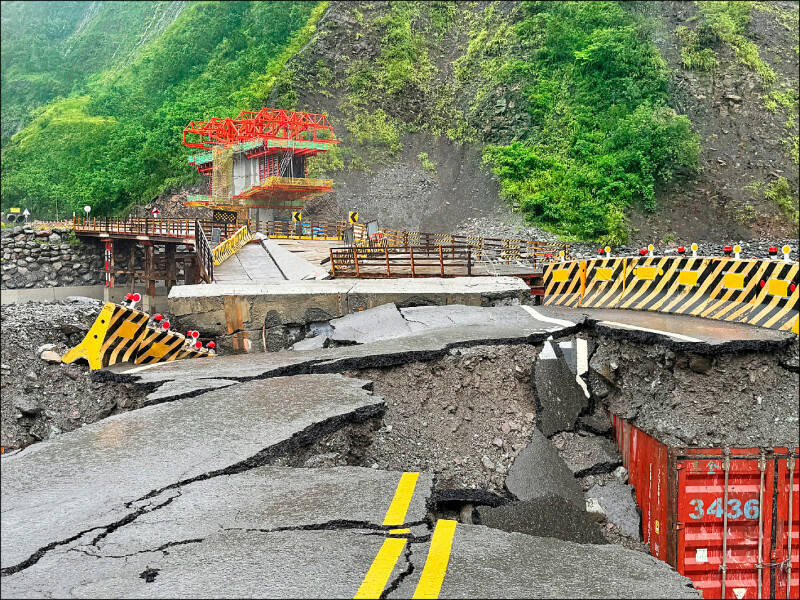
[587,334,800,448]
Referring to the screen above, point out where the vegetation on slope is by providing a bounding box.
[482,2,700,242]
[294,1,700,242]
[1,1,323,217]
[4,1,705,242]
[0,1,187,144]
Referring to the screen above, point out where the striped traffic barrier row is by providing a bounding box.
[581,257,627,309]
[541,251,798,334]
[62,302,216,371]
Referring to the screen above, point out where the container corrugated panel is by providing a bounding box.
[612,415,799,600]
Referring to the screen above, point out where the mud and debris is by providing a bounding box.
[0,299,141,450]
[351,344,539,494]
[1,294,796,597]
[587,336,800,448]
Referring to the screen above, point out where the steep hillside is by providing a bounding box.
[1,1,797,243]
[286,1,798,242]
[1,1,322,216]
[0,1,186,144]
[629,0,799,242]
[285,2,700,242]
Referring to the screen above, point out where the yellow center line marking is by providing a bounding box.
[412,519,458,599]
[354,537,408,599]
[382,472,419,526]
[353,472,419,599]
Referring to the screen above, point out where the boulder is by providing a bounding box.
[535,341,588,436]
[477,497,607,544]
[552,432,622,477]
[585,481,642,540]
[506,429,584,510]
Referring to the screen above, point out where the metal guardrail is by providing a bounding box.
[195,220,214,282]
[377,228,568,263]
[212,225,254,266]
[251,219,352,241]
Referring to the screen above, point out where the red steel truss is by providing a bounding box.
[182,108,339,150]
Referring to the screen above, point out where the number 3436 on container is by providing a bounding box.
[687,497,760,520]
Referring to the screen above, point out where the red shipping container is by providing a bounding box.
[612,415,798,599]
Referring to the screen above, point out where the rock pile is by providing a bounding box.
[0,298,139,449]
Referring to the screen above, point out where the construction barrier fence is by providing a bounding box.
[542,256,799,333]
[61,302,213,371]
[212,224,254,266]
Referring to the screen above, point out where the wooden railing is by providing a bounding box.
[329,243,554,279]
[73,217,240,239]
[330,245,480,278]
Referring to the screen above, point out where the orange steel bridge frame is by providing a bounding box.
[182,108,339,150]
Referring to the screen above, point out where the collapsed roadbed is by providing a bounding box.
[2,299,797,597]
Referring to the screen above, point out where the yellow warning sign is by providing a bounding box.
[551,269,571,283]
[9,207,20,214]
[677,270,699,286]
[633,266,657,280]
[722,272,744,290]
[766,278,789,297]
[292,211,302,222]
[595,268,614,282]
[349,211,359,224]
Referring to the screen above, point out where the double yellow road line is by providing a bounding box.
[354,473,457,599]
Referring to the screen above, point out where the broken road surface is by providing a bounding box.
[2,310,703,598]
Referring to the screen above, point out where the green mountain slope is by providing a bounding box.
[2,1,796,242]
[1,0,323,216]
[0,1,187,143]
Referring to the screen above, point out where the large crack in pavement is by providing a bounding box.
[130,402,383,507]
[1,491,182,577]
[382,542,416,599]
[1,400,385,577]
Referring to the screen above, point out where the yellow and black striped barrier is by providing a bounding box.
[134,328,190,365]
[543,260,584,307]
[581,258,627,309]
[542,256,798,333]
[643,257,710,315]
[745,260,799,333]
[61,303,149,370]
[62,302,214,370]
[696,259,769,323]
[617,256,673,311]
[212,225,255,266]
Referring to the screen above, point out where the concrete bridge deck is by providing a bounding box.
[213,236,331,284]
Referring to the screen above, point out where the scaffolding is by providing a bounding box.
[211,146,233,205]
[183,108,339,212]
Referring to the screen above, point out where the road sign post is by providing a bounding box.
[151,207,161,218]
[292,211,302,223]
[349,211,359,224]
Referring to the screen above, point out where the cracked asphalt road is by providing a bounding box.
[2,311,702,598]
